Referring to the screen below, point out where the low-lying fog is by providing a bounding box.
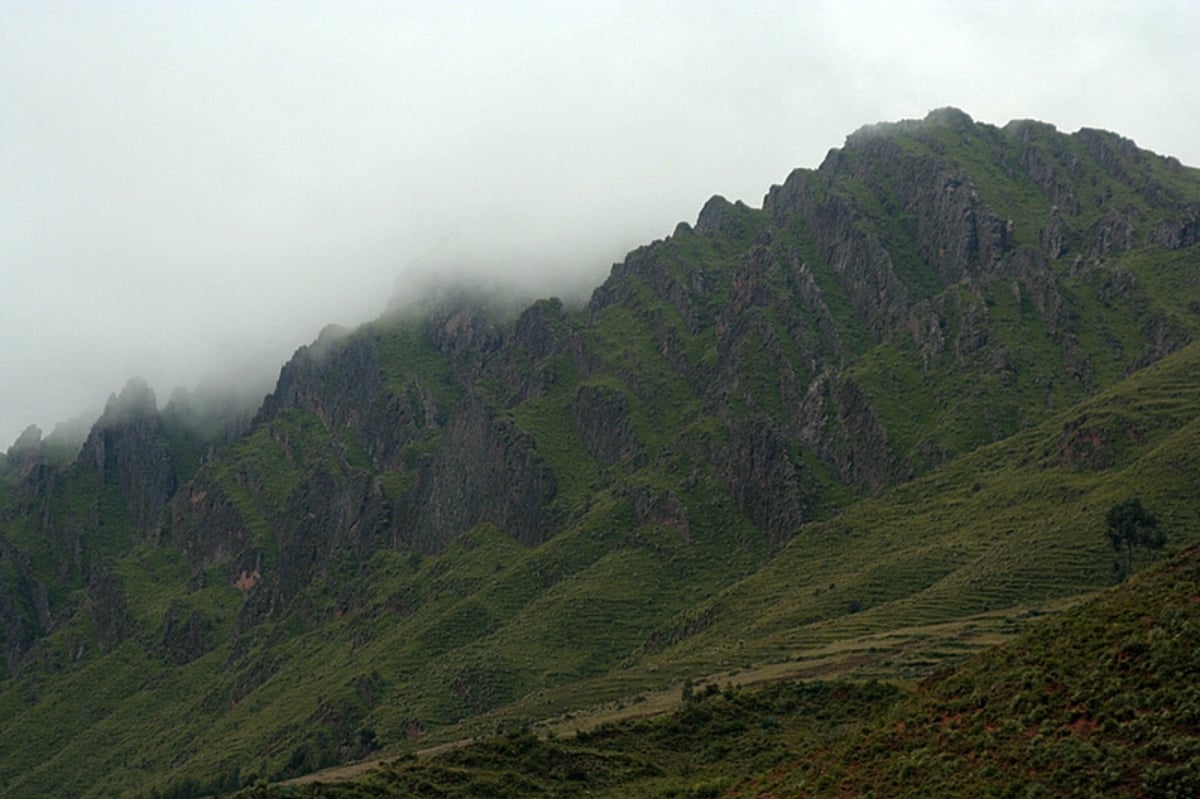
[3,2,1198,448]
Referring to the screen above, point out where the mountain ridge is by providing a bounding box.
[3,108,1200,796]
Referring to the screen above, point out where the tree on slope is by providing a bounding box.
[1105,497,1165,579]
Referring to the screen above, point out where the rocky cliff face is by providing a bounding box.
[0,378,240,671]
[5,109,1200,796]
[410,396,556,551]
[572,383,639,466]
[5,106,1200,678]
[83,379,180,535]
[150,108,1200,627]
[260,325,426,471]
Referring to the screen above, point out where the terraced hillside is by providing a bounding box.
[3,109,1200,797]
[222,541,1200,799]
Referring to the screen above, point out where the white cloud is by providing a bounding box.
[2,0,1199,446]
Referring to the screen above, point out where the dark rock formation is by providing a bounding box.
[1092,209,1139,256]
[719,416,808,546]
[622,484,690,539]
[765,172,911,337]
[410,397,556,551]
[160,601,214,665]
[84,563,130,654]
[0,537,45,676]
[573,383,640,466]
[4,425,44,479]
[82,378,179,535]
[7,106,1200,678]
[1148,204,1200,250]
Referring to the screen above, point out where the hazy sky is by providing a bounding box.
[2,1,1199,447]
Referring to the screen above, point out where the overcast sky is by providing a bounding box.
[2,1,1199,448]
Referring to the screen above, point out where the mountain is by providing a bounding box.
[3,108,1200,797]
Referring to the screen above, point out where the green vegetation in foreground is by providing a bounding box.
[737,543,1200,798]
[221,680,902,799]
[217,544,1200,799]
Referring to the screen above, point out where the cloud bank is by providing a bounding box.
[3,1,1199,446]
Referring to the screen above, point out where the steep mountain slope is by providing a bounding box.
[227,542,1200,799]
[2,109,1200,797]
[642,336,1200,676]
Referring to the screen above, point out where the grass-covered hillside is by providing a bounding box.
[216,542,1200,798]
[745,542,1200,798]
[3,109,1200,797]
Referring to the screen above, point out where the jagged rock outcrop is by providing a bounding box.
[82,378,179,535]
[0,376,255,671]
[169,477,256,570]
[7,106,1200,676]
[159,601,214,666]
[0,537,45,676]
[1006,119,1082,216]
[500,298,580,402]
[797,373,896,488]
[1092,208,1139,256]
[510,298,572,362]
[260,323,444,475]
[7,108,1200,797]
[272,466,390,591]
[573,383,640,466]
[3,425,44,480]
[84,563,130,655]
[589,220,730,340]
[765,172,911,337]
[1040,206,1071,258]
[1075,128,1145,190]
[1148,204,1200,250]
[1130,312,1193,372]
[838,125,1015,283]
[621,484,690,538]
[719,416,809,546]
[694,194,755,239]
[410,397,556,551]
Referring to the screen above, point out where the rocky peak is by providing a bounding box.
[7,423,42,453]
[923,105,976,131]
[98,377,158,426]
[429,305,504,355]
[262,329,381,425]
[840,107,976,152]
[1003,118,1059,143]
[1075,128,1142,177]
[4,424,44,479]
[694,195,754,238]
[510,297,570,361]
[80,377,178,534]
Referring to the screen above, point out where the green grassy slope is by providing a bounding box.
[213,543,1200,799]
[740,543,1200,798]
[650,339,1200,675]
[7,333,1184,798]
[4,110,1200,798]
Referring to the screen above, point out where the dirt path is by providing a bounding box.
[280,600,1083,787]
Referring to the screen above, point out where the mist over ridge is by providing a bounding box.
[8,87,1200,796]
[4,2,1200,449]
